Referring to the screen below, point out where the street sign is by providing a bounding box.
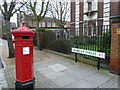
[72,48,105,59]
[117,28,120,34]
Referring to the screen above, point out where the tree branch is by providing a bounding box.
[3,1,8,13]
[11,1,27,16]
[29,1,37,17]
[40,1,49,20]
[0,5,5,15]
[39,2,44,18]
[8,2,16,17]
[48,0,70,28]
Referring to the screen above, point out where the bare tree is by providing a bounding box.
[0,0,27,58]
[22,0,49,29]
[21,0,49,50]
[48,0,70,28]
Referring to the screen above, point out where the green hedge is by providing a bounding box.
[42,30,56,49]
[33,32,37,46]
[99,31,111,60]
[49,39,71,54]
[33,30,71,54]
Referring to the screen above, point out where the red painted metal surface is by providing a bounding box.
[12,22,35,82]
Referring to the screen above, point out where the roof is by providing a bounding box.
[41,17,56,22]
[24,15,69,23]
[12,22,35,36]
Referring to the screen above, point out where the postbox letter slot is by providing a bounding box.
[22,36,30,39]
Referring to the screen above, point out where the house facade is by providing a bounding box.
[16,13,71,39]
[70,0,120,36]
[16,12,59,28]
[23,15,59,28]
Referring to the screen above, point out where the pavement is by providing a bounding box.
[0,39,120,89]
[0,57,4,69]
[0,39,8,89]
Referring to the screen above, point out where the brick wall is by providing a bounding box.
[70,1,76,36]
[110,19,120,75]
[79,1,84,35]
[98,2,103,26]
[110,2,120,16]
[109,1,120,75]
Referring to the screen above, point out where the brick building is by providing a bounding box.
[17,13,70,28]
[16,12,59,28]
[70,0,120,36]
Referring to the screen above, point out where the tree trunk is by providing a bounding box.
[36,20,41,50]
[36,20,39,29]
[5,19,15,58]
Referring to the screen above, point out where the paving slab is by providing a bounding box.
[50,72,77,87]
[34,52,118,88]
[63,67,96,80]
[1,43,119,89]
[36,67,53,74]
[4,67,59,88]
[84,70,117,87]
[64,79,97,88]
[48,64,69,72]
[0,69,8,89]
[98,76,119,88]
[43,71,65,80]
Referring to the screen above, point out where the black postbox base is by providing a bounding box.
[15,78,35,90]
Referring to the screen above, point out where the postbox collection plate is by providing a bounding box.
[23,47,30,55]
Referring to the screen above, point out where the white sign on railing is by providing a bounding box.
[72,48,105,59]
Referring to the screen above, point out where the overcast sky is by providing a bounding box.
[0,0,70,26]
[0,0,18,24]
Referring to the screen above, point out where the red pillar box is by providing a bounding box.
[12,22,35,88]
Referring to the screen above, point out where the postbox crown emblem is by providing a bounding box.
[12,22,35,36]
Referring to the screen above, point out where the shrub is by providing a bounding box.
[42,30,56,49]
[41,30,71,54]
[99,31,111,60]
[71,35,97,47]
[33,32,37,46]
[85,36,97,45]
[49,39,71,54]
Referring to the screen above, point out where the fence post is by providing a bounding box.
[97,58,101,70]
[97,50,101,70]
[75,40,78,63]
